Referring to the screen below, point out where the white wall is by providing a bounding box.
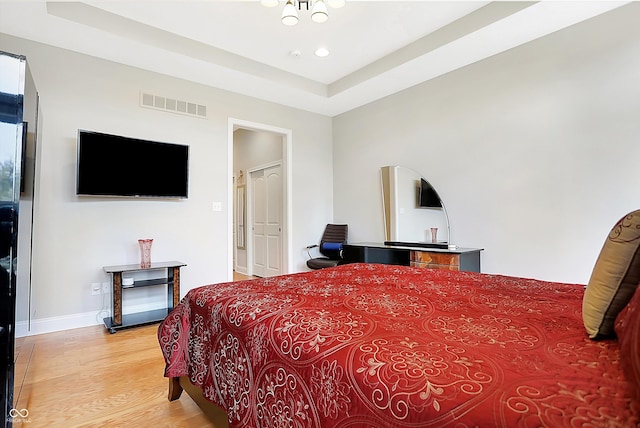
[333,3,640,284]
[0,35,333,335]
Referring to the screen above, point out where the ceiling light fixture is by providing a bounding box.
[281,0,299,26]
[311,0,328,23]
[327,0,345,8]
[264,0,345,26]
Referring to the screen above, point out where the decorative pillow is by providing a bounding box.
[320,242,343,259]
[614,282,640,404]
[583,209,640,339]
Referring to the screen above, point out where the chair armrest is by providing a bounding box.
[305,244,319,260]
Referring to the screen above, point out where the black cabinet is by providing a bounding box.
[0,51,38,428]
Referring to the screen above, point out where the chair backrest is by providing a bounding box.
[319,224,348,259]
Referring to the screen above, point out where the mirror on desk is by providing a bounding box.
[381,166,450,248]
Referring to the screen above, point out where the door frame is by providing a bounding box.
[227,118,292,281]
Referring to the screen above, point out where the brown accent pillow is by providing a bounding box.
[583,210,640,339]
[614,283,640,404]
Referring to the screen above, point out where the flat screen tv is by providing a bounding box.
[418,178,442,208]
[76,130,189,198]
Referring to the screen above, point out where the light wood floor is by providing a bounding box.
[232,271,257,282]
[14,324,214,428]
[12,272,256,427]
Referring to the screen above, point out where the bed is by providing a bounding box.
[158,262,639,427]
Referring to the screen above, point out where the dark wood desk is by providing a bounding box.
[343,242,483,273]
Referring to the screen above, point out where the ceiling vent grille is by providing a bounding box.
[140,92,207,119]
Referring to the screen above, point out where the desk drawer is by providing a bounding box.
[410,251,460,270]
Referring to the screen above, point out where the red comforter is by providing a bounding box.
[158,263,638,427]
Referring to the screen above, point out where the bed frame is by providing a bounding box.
[168,376,229,428]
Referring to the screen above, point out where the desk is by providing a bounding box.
[343,243,483,273]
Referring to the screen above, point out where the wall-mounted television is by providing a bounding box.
[418,178,442,208]
[76,130,189,198]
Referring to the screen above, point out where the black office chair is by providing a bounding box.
[306,224,349,270]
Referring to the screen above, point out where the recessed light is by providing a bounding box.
[315,47,330,57]
[290,49,302,58]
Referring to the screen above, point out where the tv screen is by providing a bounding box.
[76,130,189,198]
[418,178,442,208]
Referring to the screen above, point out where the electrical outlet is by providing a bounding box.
[91,282,101,296]
[102,282,110,294]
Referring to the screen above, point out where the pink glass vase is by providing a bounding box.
[138,239,153,268]
[430,228,438,243]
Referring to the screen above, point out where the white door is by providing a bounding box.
[251,164,282,277]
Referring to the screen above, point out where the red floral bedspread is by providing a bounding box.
[158,263,638,427]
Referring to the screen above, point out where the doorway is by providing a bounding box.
[228,118,292,280]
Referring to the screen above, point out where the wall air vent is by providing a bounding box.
[140,92,207,119]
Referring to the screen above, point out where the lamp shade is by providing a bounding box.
[281,0,298,26]
[311,0,328,23]
[328,0,345,8]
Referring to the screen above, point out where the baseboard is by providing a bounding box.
[15,302,166,337]
[234,266,248,275]
[15,311,101,338]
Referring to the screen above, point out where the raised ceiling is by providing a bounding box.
[0,1,628,116]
